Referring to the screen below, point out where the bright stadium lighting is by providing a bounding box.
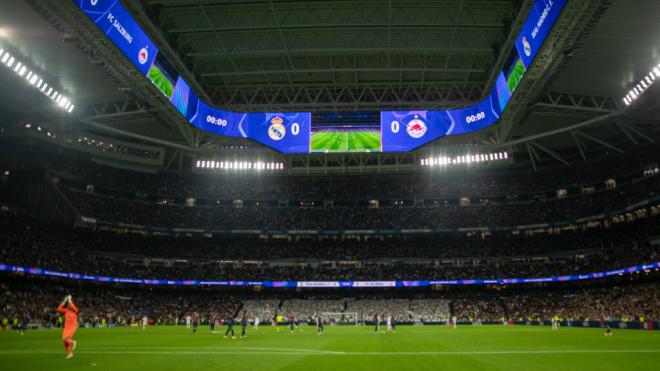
[195,159,285,172]
[0,47,75,113]
[623,62,660,106]
[420,151,510,168]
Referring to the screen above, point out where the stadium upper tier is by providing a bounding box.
[1,211,656,261]
[56,174,658,230]
[41,147,659,201]
[1,210,658,282]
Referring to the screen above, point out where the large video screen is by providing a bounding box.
[311,122,381,153]
[73,0,566,153]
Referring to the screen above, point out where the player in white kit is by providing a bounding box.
[185,315,192,328]
[452,316,458,329]
[254,316,260,330]
[142,316,148,330]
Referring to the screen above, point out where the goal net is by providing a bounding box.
[321,312,358,326]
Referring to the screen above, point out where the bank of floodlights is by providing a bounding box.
[623,63,660,106]
[420,151,509,167]
[196,160,284,171]
[0,47,74,113]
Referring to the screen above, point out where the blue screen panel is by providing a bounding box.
[247,112,311,153]
[75,0,158,76]
[514,0,568,69]
[188,102,311,153]
[380,82,510,152]
[170,77,190,116]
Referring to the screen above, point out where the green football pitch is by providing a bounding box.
[147,65,174,99]
[311,131,381,152]
[1,326,659,371]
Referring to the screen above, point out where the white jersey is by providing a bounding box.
[185,315,192,327]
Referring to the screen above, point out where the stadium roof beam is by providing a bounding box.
[495,111,622,148]
[533,92,619,114]
[76,118,194,152]
[168,22,505,35]
[82,100,153,121]
[201,67,485,78]
[571,132,588,161]
[615,122,655,144]
[267,0,296,88]
[194,0,240,82]
[529,141,570,167]
[573,130,624,154]
[525,143,538,172]
[210,82,482,111]
[439,0,464,83]
[186,47,494,58]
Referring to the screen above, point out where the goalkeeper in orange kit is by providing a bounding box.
[56,295,79,359]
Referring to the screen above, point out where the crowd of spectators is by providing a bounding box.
[1,226,657,282]
[1,278,658,328]
[1,209,657,261]
[60,173,659,230]
[0,279,240,328]
[451,283,660,322]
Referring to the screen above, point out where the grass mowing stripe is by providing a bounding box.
[361,132,380,150]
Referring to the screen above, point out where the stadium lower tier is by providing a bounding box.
[1,277,659,326]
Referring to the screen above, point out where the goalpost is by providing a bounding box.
[321,312,358,326]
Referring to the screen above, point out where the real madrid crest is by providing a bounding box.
[268,116,286,141]
[522,36,532,57]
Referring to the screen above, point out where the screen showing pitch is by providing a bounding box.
[73,0,565,153]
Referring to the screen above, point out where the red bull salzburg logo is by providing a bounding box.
[406,115,427,139]
[268,116,286,141]
[138,47,149,65]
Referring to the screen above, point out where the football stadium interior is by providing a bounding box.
[0,0,659,370]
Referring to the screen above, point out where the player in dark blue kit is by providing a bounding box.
[315,313,324,335]
[223,317,235,339]
[224,312,236,339]
[209,313,217,334]
[191,313,200,334]
[373,314,380,334]
[240,312,248,339]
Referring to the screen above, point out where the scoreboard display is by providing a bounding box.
[73,0,566,153]
[380,73,511,152]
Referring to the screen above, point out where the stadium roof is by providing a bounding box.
[0,0,659,173]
